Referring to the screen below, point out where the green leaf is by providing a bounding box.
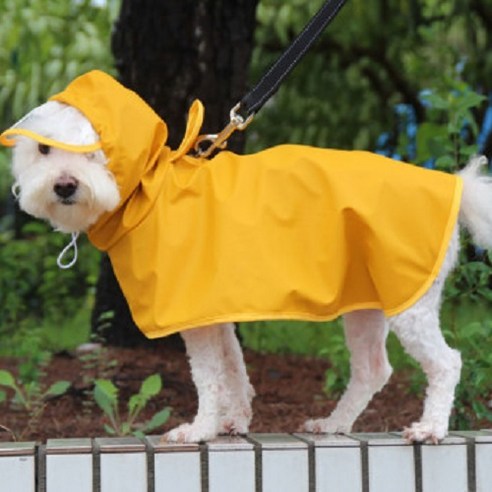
[120,422,131,436]
[456,92,487,112]
[133,430,145,439]
[324,371,342,394]
[141,407,172,433]
[128,394,145,416]
[423,93,449,110]
[0,390,7,403]
[95,379,118,401]
[103,424,117,436]
[435,155,456,171]
[94,380,118,420]
[0,370,17,389]
[415,122,448,164]
[45,381,70,398]
[140,374,162,398]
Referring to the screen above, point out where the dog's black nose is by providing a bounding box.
[54,177,79,200]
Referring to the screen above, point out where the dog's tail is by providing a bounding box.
[458,155,492,248]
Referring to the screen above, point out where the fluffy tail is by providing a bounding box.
[458,155,492,249]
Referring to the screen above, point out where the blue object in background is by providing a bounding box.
[477,93,492,155]
[376,91,492,171]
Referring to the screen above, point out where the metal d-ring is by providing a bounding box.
[194,103,254,158]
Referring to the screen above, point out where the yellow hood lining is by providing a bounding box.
[0,128,102,153]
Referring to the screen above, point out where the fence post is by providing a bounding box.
[248,433,309,492]
[420,435,468,491]
[0,441,36,492]
[297,433,362,492]
[95,437,147,492]
[45,438,93,492]
[146,436,201,492]
[207,436,255,492]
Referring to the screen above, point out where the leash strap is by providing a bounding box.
[195,0,348,157]
[240,0,347,118]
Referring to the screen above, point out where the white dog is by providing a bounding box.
[3,71,492,444]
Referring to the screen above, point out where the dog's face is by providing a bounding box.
[10,101,120,233]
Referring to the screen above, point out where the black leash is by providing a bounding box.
[195,0,348,157]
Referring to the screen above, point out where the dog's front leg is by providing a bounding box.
[217,323,254,434]
[164,324,226,443]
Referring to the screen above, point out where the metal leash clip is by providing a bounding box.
[194,103,254,158]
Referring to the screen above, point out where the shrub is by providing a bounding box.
[0,222,100,351]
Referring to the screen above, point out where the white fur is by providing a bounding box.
[458,155,492,247]
[11,102,120,233]
[7,101,492,444]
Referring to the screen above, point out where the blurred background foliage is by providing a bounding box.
[0,0,118,205]
[248,0,492,153]
[0,0,119,351]
[0,0,492,426]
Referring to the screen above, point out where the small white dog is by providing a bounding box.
[3,71,492,444]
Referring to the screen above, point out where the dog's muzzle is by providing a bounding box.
[54,176,79,204]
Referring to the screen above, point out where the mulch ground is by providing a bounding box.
[0,342,483,443]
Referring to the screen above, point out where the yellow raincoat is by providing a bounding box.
[0,71,463,338]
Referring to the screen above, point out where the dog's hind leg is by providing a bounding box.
[303,309,392,433]
[389,294,461,443]
[389,231,461,443]
[217,323,255,435]
[164,324,227,443]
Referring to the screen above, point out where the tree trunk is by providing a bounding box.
[92,0,258,346]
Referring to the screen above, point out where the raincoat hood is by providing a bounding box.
[50,70,174,249]
[0,71,463,339]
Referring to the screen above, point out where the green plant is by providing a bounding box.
[0,326,71,438]
[0,0,119,129]
[0,369,70,411]
[93,374,171,438]
[78,340,118,417]
[413,82,492,309]
[0,222,100,353]
[440,304,492,429]
[413,82,486,172]
[444,236,492,304]
[0,368,70,439]
[0,0,118,354]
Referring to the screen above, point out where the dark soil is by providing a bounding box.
[0,343,485,443]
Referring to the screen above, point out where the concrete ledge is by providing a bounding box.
[0,431,491,491]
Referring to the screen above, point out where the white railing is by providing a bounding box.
[0,431,491,492]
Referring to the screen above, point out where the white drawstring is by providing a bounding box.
[11,182,20,199]
[57,232,80,269]
[10,184,80,269]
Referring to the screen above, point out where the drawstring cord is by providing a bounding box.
[57,232,79,269]
[11,183,79,269]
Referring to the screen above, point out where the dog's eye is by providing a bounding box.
[38,144,51,155]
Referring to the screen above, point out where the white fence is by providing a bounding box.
[0,431,491,492]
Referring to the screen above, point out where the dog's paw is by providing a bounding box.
[219,401,253,435]
[218,413,251,436]
[402,421,447,444]
[162,421,220,443]
[301,418,351,434]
